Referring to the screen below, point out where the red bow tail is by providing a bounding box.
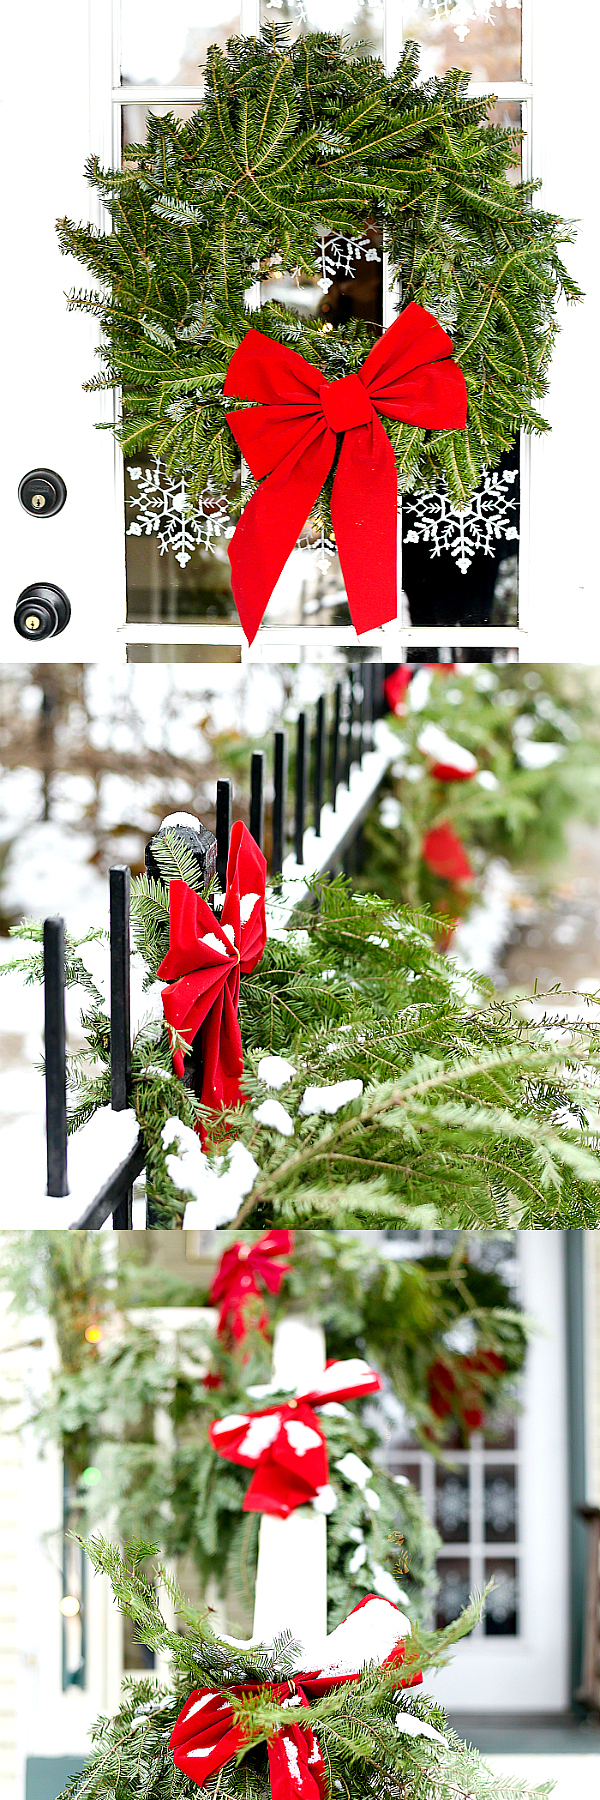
[268,1726,326,1800]
[224,304,467,643]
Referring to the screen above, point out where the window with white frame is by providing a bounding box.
[110,2,532,656]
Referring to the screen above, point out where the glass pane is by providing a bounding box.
[120,3,241,86]
[121,102,200,150]
[402,444,520,630]
[124,460,354,629]
[435,1466,470,1542]
[484,1466,517,1542]
[260,1,384,56]
[125,459,238,624]
[483,1406,516,1450]
[485,99,523,184]
[484,1556,518,1634]
[436,1557,471,1627]
[402,1,521,82]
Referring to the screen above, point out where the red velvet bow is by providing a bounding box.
[158,820,267,1112]
[209,1359,382,1516]
[170,1595,421,1796]
[210,1232,294,1343]
[421,822,474,885]
[224,305,467,643]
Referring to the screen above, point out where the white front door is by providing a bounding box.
[3,1,596,660]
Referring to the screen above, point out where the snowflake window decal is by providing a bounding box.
[126,462,233,568]
[403,468,519,574]
[316,231,381,296]
[417,0,521,41]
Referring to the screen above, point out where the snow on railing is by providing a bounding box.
[42,663,398,1228]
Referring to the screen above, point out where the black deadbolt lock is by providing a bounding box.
[18,468,67,518]
[14,583,71,641]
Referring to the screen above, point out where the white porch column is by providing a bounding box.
[252,1318,328,1648]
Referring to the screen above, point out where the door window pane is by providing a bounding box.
[260,1,384,56]
[121,103,200,150]
[402,1,521,82]
[436,1466,470,1542]
[120,3,241,86]
[485,99,524,184]
[484,1466,517,1542]
[436,1557,471,1627]
[402,446,519,631]
[484,1557,518,1634]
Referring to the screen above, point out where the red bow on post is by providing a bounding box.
[209,1358,382,1516]
[158,820,267,1112]
[224,304,468,643]
[170,1595,422,1797]
[421,822,474,884]
[210,1232,294,1344]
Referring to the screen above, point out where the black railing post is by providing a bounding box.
[216,779,233,890]
[356,665,364,768]
[250,751,266,852]
[373,664,385,720]
[272,731,287,877]
[363,661,373,753]
[295,712,307,866]
[313,695,326,839]
[343,673,353,790]
[330,682,342,810]
[110,866,133,1230]
[44,917,68,1198]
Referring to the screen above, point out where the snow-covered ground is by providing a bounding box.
[487,1753,600,1799]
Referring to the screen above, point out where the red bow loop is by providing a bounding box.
[209,1358,382,1517]
[158,820,267,1111]
[224,305,467,643]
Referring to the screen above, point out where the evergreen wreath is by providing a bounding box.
[57,27,580,532]
[56,1537,545,1800]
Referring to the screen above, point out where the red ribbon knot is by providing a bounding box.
[224,302,468,643]
[209,1357,382,1516]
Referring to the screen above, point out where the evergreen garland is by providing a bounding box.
[6,871,600,1227]
[56,1537,550,1800]
[57,29,580,521]
[359,664,600,916]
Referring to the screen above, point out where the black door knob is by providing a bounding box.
[14,583,71,640]
[18,468,67,518]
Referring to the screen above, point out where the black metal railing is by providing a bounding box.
[42,661,392,1228]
